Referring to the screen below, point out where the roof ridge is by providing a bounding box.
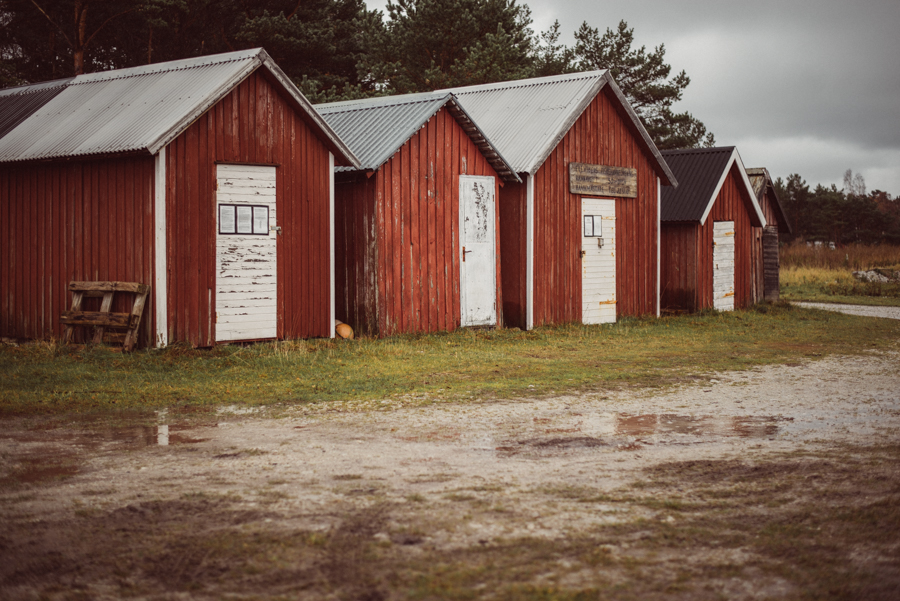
[661,146,735,156]
[317,92,449,114]
[443,70,607,96]
[70,49,263,86]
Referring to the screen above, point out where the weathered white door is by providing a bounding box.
[581,198,617,324]
[713,220,735,311]
[215,164,277,342]
[459,175,497,327]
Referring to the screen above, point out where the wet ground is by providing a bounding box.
[1,352,899,600]
[794,301,900,320]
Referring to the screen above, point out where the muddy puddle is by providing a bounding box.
[0,410,217,487]
[488,412,793,455]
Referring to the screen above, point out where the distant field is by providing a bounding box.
[780,242,900,306]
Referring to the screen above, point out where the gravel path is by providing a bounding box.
[794,301,900,320]
[2,352,899,600]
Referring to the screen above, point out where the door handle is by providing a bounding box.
[463,246,473,262]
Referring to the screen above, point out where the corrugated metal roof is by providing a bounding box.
[746,167,792,233]
[661,147,765,226]
[316,92,519,182]
[436,71,677,186]
[0,49,359,167]
[0,78,73,141]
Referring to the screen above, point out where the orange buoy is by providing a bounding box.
[334,320,354,340]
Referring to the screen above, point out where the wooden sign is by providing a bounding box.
[569,163,637,198]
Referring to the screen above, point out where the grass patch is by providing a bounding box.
[781,266,900,306]
[2,304,899,416]
[780,242,900,305]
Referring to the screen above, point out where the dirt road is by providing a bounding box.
[2,352,899,600]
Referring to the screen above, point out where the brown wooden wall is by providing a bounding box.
[165,69,334,346]
[335,107,502,337]
[751,191,782,303]
[0,157,157,346]
[335,173,378,334]
[660,223,698,311]
[502,87,662,329]
[498,182,527,328]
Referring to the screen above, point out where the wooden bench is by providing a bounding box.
[61,281,150,351]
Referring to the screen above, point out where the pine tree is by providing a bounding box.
[574,20,714,149]
[358,0,534,93]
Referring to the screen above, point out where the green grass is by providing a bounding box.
[2,303,899,416]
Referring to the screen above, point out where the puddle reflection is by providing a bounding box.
[495,412,792,456]
[614,413,786,439]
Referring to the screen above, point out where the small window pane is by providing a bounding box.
[253,206,268,234]
[220,205,236,233]
[236,206,253,234]
[593,216,602,238]
[583,215,593,237]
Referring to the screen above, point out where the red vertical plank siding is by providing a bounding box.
[162,70,334,346]
[0,157,156,345]
[660,224,698,311]
[665,164,758,313]
[529,88,659,327]
[333,107,501,337]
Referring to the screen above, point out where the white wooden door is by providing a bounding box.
[459,175,497,327]
[713,220,735,311]
[215,164,277,342]
[581,198,617,324]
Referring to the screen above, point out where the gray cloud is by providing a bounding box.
[365,0,900,192]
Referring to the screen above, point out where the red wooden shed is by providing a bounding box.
[316,93,520,336]
[659,147,767,312]
[443,72,678,330]
[746,167,792,302]
[0,49,359,348]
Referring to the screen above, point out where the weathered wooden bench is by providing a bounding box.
[60,281,150,352]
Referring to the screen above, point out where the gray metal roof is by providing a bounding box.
[436,71,676,186]
[0,78,72,141]
[746,167,792,233]
[661,147,765,226]
[0,49,359,167]
[316,92,519,182]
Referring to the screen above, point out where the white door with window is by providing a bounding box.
[215,164,277,342]
[459,175,497,327]
[581,198,617,324]
[713,220,735,311]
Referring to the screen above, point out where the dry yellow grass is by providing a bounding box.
[781,241,900,270]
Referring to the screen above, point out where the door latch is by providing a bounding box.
[270,225,282,236]
[462,246,472,262]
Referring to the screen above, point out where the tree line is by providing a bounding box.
[0,0,714,149]
[776,170,900,245]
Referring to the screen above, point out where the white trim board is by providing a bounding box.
[526,174,534,331]
[154,147,168,348]
[329,152,336,339]
[698,148,767,228]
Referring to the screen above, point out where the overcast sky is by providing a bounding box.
[365,0,900,195]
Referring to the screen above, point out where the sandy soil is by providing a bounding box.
[794,302,900,320]
[1,352,899,600]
